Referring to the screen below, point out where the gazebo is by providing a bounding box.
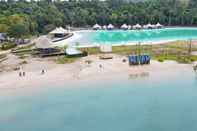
[107,24,114,30]
[49,27,69,38]
[121,24,128,30]
[93,24,101,30]
[133,24,142,29]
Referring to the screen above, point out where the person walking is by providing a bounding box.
[23,72,26,77]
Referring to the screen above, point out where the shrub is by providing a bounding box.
[158,58,164,62]
[1,42,17,50]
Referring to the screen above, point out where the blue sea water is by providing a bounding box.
[0,70,197,131]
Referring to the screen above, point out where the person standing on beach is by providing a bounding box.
[41,69,45,75]
[23,72,25,76]
[19,72,22,77]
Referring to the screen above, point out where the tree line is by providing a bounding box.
[0,0,197,38]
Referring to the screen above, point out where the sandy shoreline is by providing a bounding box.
[0,54,196,95]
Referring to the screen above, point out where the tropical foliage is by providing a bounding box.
[0,0,197,37]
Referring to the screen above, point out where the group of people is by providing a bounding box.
[19,71,26,77]
[18,69,46,77]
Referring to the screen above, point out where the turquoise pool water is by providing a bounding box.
[1,70,197,131]
[68,28,197,46]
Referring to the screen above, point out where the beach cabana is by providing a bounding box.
[107,24,114,30]
[133,24,142,29]
[93,24,101,30]
[121,24,128,30]
[156,23,163,28]
[49,27,69,38]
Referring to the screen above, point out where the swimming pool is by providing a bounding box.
[60,27,197,47]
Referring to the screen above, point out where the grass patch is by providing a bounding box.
[80,47,100,55]
[14,43,35,50]
[0,42,17,50]
[57,56,79,64]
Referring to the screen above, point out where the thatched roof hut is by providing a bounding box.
[35,36,53,49]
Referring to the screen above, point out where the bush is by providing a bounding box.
[57,56,78,64]
[158,57,164,62]
[1,42,17,50]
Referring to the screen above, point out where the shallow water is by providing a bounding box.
[1,70,197,131]
[68,28,197,46]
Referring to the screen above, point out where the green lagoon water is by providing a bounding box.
[69,28,197,46]
[0,69,197,131]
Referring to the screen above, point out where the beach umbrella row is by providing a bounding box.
[93,23,163,30]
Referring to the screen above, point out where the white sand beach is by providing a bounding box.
[0,54,196,94]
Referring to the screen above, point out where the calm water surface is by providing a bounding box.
[0,70,197,131]
[67,27,197,46]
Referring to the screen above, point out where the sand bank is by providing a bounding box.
[0,54,195,92]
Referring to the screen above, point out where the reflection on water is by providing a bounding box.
[129,72,150,79]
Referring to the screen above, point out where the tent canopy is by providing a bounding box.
[133,24,142,29]
[156,23,163,27]
[93,24,101,29]
[121,24,128,29]
[107,24,114,29]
